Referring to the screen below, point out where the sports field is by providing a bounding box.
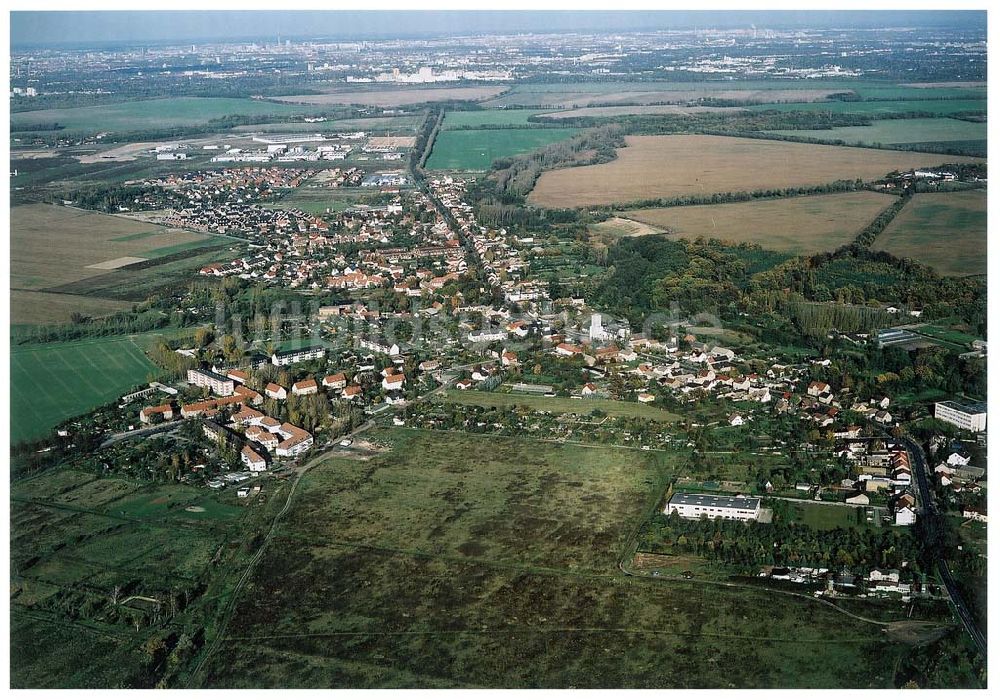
[435,389,680,421]
[198,428,903,688]
[527,135,983,208]
[767,117,986,148]
[10,336,160,444]
[624,191,898,255]
[874,191,986,276]
[427,127,579,170]
[10,97,324,134]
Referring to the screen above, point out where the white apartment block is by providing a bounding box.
[934,401,987,433]
[187,368,235,396]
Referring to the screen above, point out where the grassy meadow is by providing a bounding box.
[434,389,681,422]
[196,428,903,688]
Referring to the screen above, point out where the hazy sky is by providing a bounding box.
[10,10,986,47]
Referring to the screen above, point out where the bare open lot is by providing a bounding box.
[624,192,898,254]
[271,85,507,107]
[527,135,982,208]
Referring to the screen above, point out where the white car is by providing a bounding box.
[339,439,353,447]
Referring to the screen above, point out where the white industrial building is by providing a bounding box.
[665,493,761,521]
[934,400,987,433]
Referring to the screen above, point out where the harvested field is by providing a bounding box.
[527,135,982,208]
[484,82,843,108]
[10,204,228,322]
[11,204,215,290]
[271,86,507,107]
[874,191,986,276]
[624,192,898,255]
[87,256,148,270]
[10,290,132,325]
[539,104,743,119]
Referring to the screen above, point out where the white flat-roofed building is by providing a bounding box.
[934,401,987,433]
[665,493,761,522]
[187,368,235,396]
[272,346,327,367]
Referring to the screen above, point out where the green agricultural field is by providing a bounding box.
[766,117,986,150]
[10,336,160,444]
[426,127,579,170]
[441,109,545,128]
[196,428,904,688]
[747,99,987,116]
[435,389,680,421]
[874,191,986,276]
[10,97,327,135]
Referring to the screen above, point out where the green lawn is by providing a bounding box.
[442,109,545,128]
[782,501,864,530]
[426,127,579,170]
[10,336,160,444]
[435,389,680,422]
[11,97,327,135]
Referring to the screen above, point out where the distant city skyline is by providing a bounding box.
[11,10,986,48]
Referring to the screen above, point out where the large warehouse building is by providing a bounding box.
[665,493,761,521]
